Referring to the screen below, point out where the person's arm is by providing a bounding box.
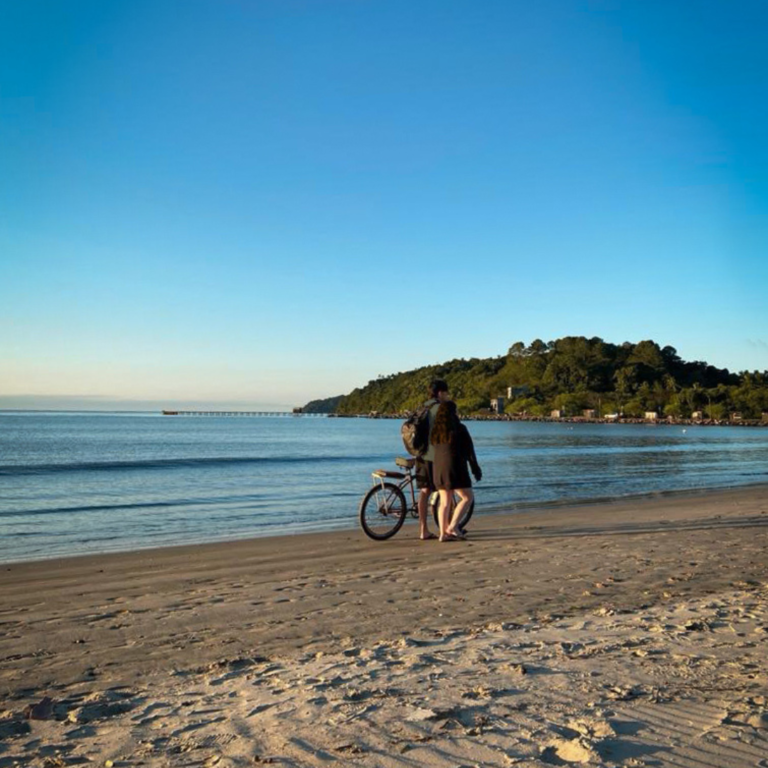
[461,424,482,481]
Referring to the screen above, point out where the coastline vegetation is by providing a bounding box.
[313,337,768,421]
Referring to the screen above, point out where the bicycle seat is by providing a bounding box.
[395,456,416,469]
[373,469,406,479]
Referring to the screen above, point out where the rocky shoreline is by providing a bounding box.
[331,412,768,427]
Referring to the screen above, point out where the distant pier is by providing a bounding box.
[161,410,325,417]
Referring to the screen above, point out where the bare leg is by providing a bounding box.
[438,490,454,541]
[418,489,435,539]
[447,489,473,535]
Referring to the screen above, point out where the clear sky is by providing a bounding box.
[2,0,767,410]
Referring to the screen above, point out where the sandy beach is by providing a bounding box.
[1,486,767,767]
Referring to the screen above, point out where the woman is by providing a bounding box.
[430,400,482,541]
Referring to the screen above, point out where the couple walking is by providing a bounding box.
[416,379,482,542]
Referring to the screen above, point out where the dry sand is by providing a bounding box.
[1,486,767,767]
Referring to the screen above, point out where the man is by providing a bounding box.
[415,378,450,540]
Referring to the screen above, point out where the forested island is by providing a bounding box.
[305,337,768,422]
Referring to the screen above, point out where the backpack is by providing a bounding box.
[401,402,433,457]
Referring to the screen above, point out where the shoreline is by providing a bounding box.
[2,485,767,766]
[4,408,768,427]
[3,480,767,568]
[2,485,766,662]
[334,412,768,427]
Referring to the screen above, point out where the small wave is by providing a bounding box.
[0,499,200,519]
[0,485,364,519]
[0,454,381,476]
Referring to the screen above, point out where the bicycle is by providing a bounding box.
[359,456,475,540]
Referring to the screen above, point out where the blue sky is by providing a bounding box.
[2,0,767,410]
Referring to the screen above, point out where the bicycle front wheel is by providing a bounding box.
[359,482,407,540]
[430,493,475,532]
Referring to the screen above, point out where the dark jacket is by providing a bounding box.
[433,422,482,490]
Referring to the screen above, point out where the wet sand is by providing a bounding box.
[1,485,767,767]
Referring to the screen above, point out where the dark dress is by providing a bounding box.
[433,423,480,491]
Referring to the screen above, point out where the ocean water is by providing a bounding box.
[1,411,767,563]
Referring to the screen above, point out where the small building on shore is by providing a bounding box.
[582,409,596,420]
[691,411,703,421]
[550,409,562,419]
[490,397,505,414]
[644,411,659,422]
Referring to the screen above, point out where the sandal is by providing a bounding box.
[420,532,438,540]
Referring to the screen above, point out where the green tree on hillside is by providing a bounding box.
[331,336,767,420]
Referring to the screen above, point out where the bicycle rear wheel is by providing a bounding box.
[359,482,407,540]
[430,493,475,532]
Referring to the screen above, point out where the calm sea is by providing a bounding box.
[1,411,767,563]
